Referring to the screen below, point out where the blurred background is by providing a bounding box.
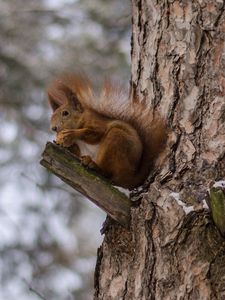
[0,0,131,299]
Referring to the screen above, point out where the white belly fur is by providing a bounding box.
[76,140,99,161]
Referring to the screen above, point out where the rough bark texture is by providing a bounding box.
[94,1,225,299]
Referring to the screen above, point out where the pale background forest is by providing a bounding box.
[0,0,131,299]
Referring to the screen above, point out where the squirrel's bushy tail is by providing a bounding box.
[99,82,168,187]
[99,83,168,187]
[129,105,167,188]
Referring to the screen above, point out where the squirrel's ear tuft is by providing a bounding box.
[47,74,90,112]
[66,90,83,112]
[47,80,67,111]
[48,93,61,111]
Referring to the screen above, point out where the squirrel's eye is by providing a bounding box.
[62,110,69,117]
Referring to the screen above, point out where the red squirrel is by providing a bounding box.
[47,74,167,189]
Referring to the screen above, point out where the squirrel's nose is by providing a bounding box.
[51,126,58,132]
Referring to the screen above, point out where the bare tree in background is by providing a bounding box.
[94,1,225,299]
[0,1,130,299]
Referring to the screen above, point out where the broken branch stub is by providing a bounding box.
[40,142,131,228]
[208,187,225,236]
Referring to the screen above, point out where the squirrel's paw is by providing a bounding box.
[80,155,98,169]
[56,130,75,148]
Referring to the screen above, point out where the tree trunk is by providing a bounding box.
[94,1,225,299]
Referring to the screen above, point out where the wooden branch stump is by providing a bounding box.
[207,187,225,236]
[40,142,130,228]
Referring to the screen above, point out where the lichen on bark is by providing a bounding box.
[208,187,225,236]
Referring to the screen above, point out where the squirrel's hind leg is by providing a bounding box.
[96,126,142,189]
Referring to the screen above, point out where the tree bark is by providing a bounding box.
[94,1,225,299]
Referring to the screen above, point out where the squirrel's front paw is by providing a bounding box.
[56,130,75,148]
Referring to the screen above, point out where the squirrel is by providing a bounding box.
[47,74,167,189]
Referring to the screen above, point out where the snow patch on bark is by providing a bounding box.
[170,192,209,214]
[213,180,225,188]
[170,192,194,214]
[202,199,209,209]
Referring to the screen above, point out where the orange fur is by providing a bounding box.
[47,74,167,189]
